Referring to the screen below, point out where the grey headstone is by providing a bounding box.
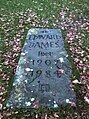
[7,28,76,108]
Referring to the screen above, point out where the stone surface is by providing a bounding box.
[7,28,76,108]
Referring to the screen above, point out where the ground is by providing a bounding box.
[0,0,89,118]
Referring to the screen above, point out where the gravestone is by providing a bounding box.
[7,28,76,108]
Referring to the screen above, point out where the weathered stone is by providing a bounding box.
[7,28,76,108]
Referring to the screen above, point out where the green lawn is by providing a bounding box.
[0,0,89,118]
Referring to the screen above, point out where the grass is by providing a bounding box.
[0,0,89,118]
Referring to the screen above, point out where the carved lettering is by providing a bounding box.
[28,41,60,49]
[29,35,61,40]
[38,51,53,57]
[38,81,50,92]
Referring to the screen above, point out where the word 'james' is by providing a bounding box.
[28,41,60,49]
